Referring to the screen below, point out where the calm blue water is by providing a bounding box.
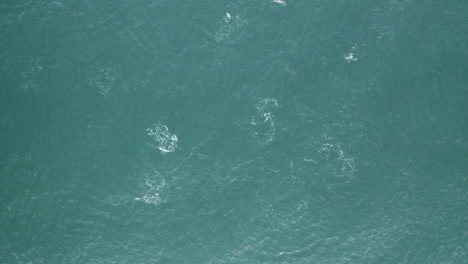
[1,1,467,263]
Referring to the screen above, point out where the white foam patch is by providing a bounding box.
[146,124,178,153]
[90,67,119,96]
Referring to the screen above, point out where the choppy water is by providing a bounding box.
[1,1,467,263]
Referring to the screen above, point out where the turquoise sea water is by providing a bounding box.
[1,1,467,263]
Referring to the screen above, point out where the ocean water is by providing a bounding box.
[0,0,467,263]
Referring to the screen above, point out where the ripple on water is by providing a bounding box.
[134,167,167,206]
[21,57,42,91]
[213,12,245,43]
[249,98,278,144]
[89,67,119,96]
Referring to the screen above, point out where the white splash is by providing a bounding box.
[345,44,359,62]
[272,0,286,6]
[344,53,358,62]
[146,124,178,153]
